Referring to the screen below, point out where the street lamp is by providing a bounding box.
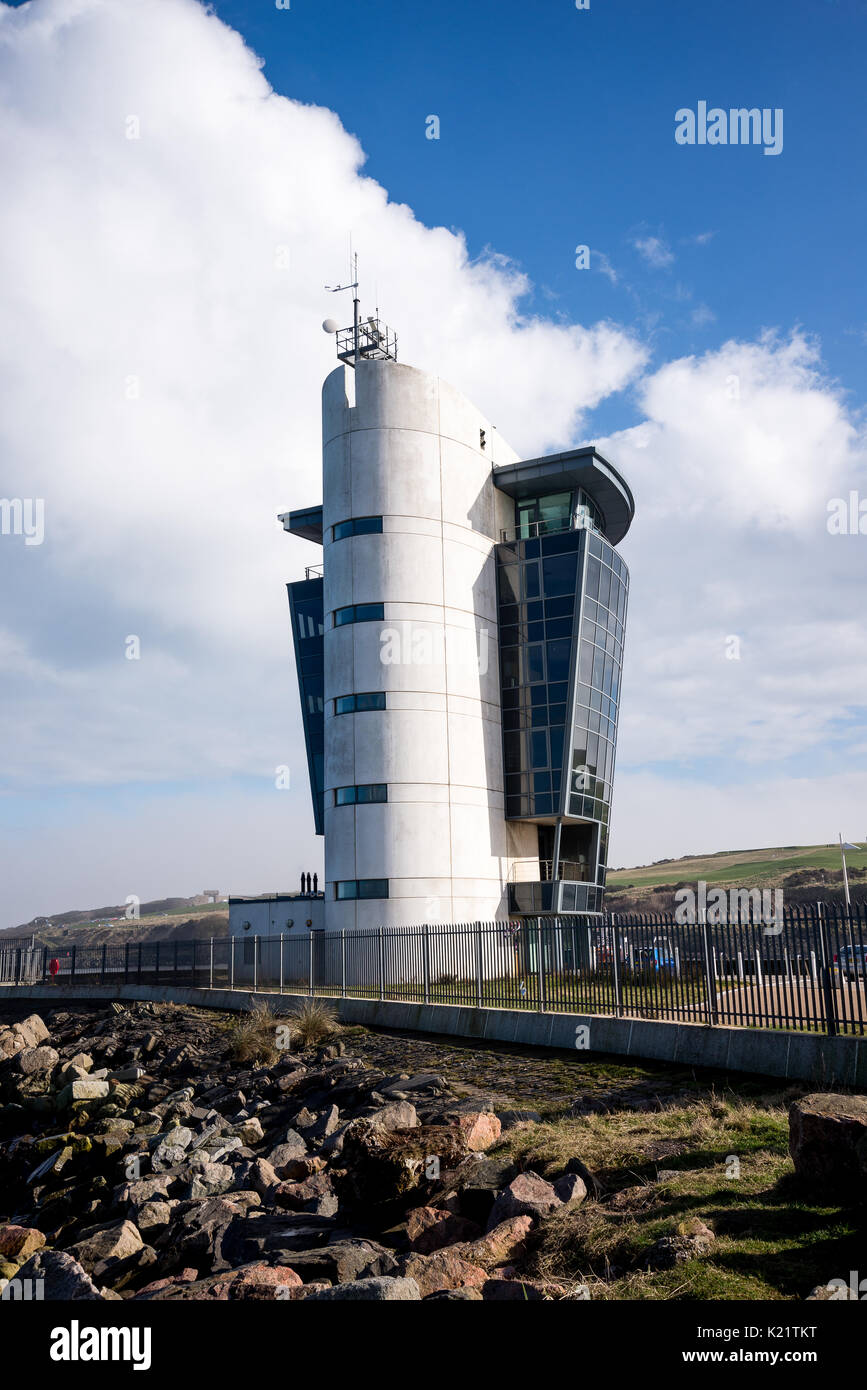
[839,833,862,911]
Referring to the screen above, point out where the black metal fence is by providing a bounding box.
[2,904,865,1037]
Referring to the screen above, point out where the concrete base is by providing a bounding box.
[2,982,864,1086]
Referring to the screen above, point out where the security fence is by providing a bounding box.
[1,904,866,1036]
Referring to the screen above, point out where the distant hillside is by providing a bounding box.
[4,895,229,951]
[606,843,867,914]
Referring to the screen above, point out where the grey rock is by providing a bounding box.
[304,1276,420,1301]
[15,1249,104,1301]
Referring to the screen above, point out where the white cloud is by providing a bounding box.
[633,235,675,268]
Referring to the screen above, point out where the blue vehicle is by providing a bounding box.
[636,937,678,975]
[836,944,867,980]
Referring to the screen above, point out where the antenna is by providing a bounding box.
[322,252,398,369]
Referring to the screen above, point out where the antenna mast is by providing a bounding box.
[322,254,397,368]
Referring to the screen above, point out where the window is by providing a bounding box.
[333,603,384,626]
[334,783,387,806]
[334,692,386,715]
[332,516,383,541]
[336,879,389,900]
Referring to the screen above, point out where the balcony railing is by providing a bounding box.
[509,859,590,883]
[305,564,324,580]
[499,515,603,545]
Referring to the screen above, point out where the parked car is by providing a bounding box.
[836,944,867,980]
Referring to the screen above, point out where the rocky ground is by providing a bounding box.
[0,1001,864,1301]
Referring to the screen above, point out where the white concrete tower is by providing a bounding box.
[320,359,538,929]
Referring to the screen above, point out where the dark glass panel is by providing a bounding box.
[356,691,386,711]
[531,730,548,768]
[526,645,545,683]
[498,565,520,605]
[524,564,540,599]
[546,639,571,683]
[541,552,578,596]
[352,515,383,535]
[358,879,389,899]
[545,617,572,640]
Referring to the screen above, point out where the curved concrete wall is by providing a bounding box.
[321,360,536,929]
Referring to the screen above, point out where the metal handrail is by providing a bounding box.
[509,859,589,883]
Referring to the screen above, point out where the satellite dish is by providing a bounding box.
[322,318,340,334]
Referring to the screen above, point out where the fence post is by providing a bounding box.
[308,933,314,998]
[423,924,431,1004]
[209,937,214,990]
[155,941,160,983]
[817,903,838,1037]
[475,922,483,1008]
[378,926,385,1002]
[41,946,47,984]
[341,931,346,999]
[700,917,718,1025]
[279,933,284,995]
[230,936,235,992]
[610,920,622,1017]
[174,940,179,978]
[71,945,76,984]
[253,935,259,994]
[138,941,142,983]
[100,944,107,986]
[124,942,129,984]
[536,919,545,1013]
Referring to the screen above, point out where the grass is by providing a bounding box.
[608,843,867,893]
[283,997,340,1049]
[487,1091,863,1300]
[226,1001,280,1064]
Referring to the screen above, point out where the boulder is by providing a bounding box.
[788,1093,867,1194]
[304,1276,421,1301]
[273,1174,338,1219]
[486,1172,561,1230]
[646,1219,715,1270]
[230,1117,264,1146]
[397,1249,488,1298]
[406,1206,481,1254]
[553,1172,587,1207]
[369,1101,419,1132]
[15,1248,104,1300]
[453,1112,502,1151]
[57,1079,110,1108]
[13,1046,60,1076]
[13,1016,50,1049]
[227,1264,303,1300]
[182,1160,235,1200]
[0,1224,46,1261]
[339,1121,469,1205]
[459,1215,534,1267]
[268,1238,396,1284]
[267,1132,308,1169]
[68,1219,143,1271]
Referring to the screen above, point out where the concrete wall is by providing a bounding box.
[5,981,865,1087]
[228,899,324,937]
[321,359,537,930]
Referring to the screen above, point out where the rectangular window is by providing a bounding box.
[336,879,389,899]
[333,603,384,626]
[334,692,386,714]
[332,516,383,541]
[334,783,387,805]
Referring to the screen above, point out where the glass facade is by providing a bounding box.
[286,576,325,835]
[496,512,629,900]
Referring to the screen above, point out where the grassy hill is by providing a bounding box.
[4,899,229,950]
[607,842,867,914]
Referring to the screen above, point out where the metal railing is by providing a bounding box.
[509,859,589,883]
[2,904,865,1036]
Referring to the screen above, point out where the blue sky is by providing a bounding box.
[212,0,867,434]
[1,0,865,927]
